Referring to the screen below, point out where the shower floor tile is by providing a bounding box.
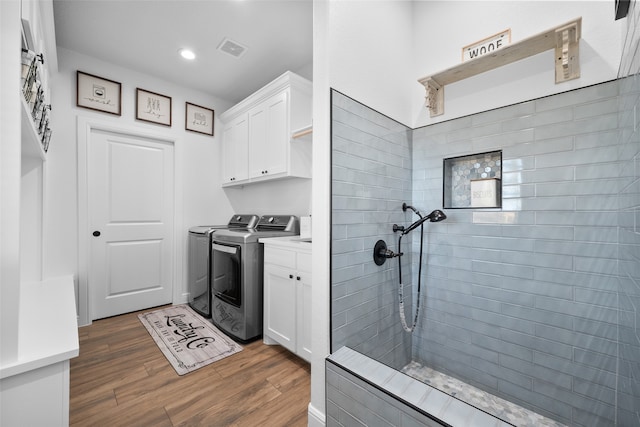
[402,361,567,427]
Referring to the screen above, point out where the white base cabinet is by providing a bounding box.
[261,238,312,362]
[220,71,312,187]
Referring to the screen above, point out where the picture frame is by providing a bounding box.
[185,102,214,136]
[136,88,172,126]
[76,71,121,116]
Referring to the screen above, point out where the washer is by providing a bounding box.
[187,214,258,317]
[211,215,299,342]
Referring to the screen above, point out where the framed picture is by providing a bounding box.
[136,88,172,126]
[185,102,214,136]
[76,71,121,115]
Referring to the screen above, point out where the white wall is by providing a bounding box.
[1,0,22,365]
[326,0,416,125]
[412,0,622,126]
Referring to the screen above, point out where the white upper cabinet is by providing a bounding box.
[220,71,312,187]
[221,113,249,184]
[248,89,288,179]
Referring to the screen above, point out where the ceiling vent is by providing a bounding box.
[217,37,248,58]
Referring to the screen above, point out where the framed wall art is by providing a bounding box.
[185,102,214,136]
[76,71,121,116]
[136,88,172,126]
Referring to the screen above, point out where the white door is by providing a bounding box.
[88,129,174,320]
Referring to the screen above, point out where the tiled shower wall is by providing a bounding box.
[617,75,640,427]
[617,1,640,426]
[331,76,640,426]
[412,80,627,426]
[331,90,413,369]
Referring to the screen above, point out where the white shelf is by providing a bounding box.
[418,17,581,117]
[21,96,46,160]
[0,275,79,379]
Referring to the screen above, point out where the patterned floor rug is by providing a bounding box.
[138,304,242,375]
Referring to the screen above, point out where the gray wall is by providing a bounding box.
[412,80,627,426]
[331,77,640,425]
[616,75,640,427]
[616,2,640,426]
[331,90,413,369]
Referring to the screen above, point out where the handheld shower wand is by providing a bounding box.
[392,204,446,333]
[401,209,447,235]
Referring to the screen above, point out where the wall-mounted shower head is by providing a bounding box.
[402,202,421,217]
[402,209,447,234]
[427,209,446,223]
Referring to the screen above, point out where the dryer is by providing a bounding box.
[187,214,258,317]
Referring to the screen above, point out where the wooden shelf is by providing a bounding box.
[292,124,312,140]
[419,17,581,117]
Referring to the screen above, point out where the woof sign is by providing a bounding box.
[462,29,511,62]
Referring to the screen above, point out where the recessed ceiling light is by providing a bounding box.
[179,48,196,60]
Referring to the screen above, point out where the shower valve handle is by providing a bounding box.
[373,239,402,266]
[379,248,403,259]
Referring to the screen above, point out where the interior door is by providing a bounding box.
[88,129,174,320]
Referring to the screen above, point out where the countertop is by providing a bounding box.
[259,235,312,249]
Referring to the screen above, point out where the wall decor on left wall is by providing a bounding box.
[136,87,172,126]
[76,70,122,116]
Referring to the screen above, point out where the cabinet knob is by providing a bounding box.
[289,274,294,279]
[93,230,101,237]
[296,276,301,281]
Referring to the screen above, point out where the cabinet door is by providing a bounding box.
[248,89,289,179]
[263,89,289,176]
[296,251,312,361]
[247,103,267,178]
[222,114,249,184]
[264,263,296,353]
[296,270,312,362]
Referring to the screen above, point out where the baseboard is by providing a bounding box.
[307,402,325,427]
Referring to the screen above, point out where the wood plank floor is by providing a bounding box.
[70,306,311,426]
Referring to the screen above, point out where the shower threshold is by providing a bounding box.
[402,361,567,427]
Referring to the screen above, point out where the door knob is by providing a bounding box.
[93,231,101,237]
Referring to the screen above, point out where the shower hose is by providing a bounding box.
[397,223,425,333]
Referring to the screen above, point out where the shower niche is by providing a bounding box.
[443,150,502,209]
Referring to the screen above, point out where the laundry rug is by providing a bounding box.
[138,304,242,375]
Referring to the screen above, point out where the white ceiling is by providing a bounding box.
[52,0,313,104]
